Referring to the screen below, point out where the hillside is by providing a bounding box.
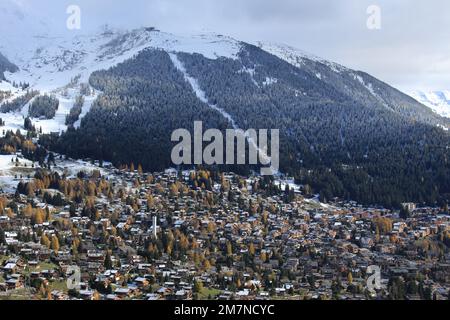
[39,39,450,207]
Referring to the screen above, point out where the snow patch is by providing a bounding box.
[0,85,97,135]
[262,77,278,86]
[409,90,450,119]
[73,93,97,129]
[0,154,34,193]
[257,42,347,74]
[238,67,259,87]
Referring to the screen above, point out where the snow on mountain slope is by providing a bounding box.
[73,93,97,129]
[0,154,33,193]
[1,28,242,92]
[258,41,449,129]
[2,1,241,88]
[0,0,242,135]
[409,90,450,118]
[169,52,276,174]
[0,152,111,193]
[257,42,348,74]
[1,0,446,138]
[0,81,20,96]
[0,88,82,135]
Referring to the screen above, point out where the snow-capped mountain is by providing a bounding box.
[1,0,447,130]
[0,0,448,139]
[408,90,450,118]
[2,23,448,135]
[0,1,243,134]
[0,0,449,207]
[0,0,241,92]
[1,28,241,91]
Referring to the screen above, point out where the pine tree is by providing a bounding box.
[104,251,113,269]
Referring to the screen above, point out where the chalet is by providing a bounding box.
[6,278,23,290]
[172,289,192,300]
[41,269,57,280]
[133,277,149,288]
[3,263,18,274]
[114,287,132,299]
[79,290,95,300]
[146,293,160,300]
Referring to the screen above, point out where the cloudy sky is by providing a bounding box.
[10,0,450,92]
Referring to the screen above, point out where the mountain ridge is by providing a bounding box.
[2,26,448,131]
[409,90,450,119]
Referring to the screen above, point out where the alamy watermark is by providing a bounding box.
[66,5,81,30]
[367,5,381,30]
[66,265,81,290]
[171,121,279,176]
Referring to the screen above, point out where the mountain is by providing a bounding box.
[409,90,450,119]
[257,43,449,128]
[0,25,243,133]
[0,3,449,207]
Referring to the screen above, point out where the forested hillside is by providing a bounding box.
[0,89,39,113]
[176,44,450,206]
[48,49,230,171]
[43,46,450,208]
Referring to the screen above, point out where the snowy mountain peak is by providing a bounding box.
[0,24,243,135]
[1,27,242,91]
[409,90,450,118]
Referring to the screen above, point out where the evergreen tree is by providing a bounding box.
[400,207,411,219]
[104,251,113,270]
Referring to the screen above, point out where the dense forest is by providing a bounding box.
[28,94,59,119]
[0,89,39,113]
[46,49,230,172]
[177,46,450,207]
[65,95,84,126]
[42,47,450,208]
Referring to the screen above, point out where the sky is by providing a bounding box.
[5,0,450,92]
